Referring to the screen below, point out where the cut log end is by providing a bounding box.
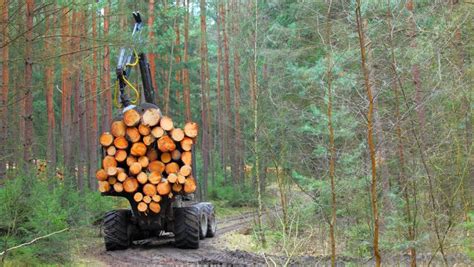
[184,122,199,138]
[171,128,185,142]
[100,132,114,147]
[149,202,161,213]
[157,181,171,196]
[141,108,162,127]
[123,109,141,127]
[111,120,126,137]
[131,142,147,156]
[137,202,148,212]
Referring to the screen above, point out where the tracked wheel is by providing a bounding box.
[174,206,200,249]
[103,209,131,251]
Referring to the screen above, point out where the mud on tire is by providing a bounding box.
[103,209,132,251]
[174,206,200,249]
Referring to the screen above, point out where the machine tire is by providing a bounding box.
[198,207,208,239]
[204,204,217,237]
[174,206,200,249]
[103,209,131,251]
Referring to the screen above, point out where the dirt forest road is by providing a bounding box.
[91,211,273,266]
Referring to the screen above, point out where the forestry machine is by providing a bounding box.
[100,12,216,251]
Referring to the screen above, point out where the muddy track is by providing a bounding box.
[93,211,269,266]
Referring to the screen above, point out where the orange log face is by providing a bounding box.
[157,181,171,195]
[165,162,179,174]
[108,176,117,185]
[152,195,162,202]
[138,156,149,168]
[103,156,117,169]
[126,156,137,166]
[157,136,176,152]
[161,152,171,163]
[141,108,161,127]
[138,124,151,136]
[143,195,152,204]
[171,150,181,161]
[172,183,182,192]
[117,172,128,182]
[131,142,147,156]
[167,173,178,183]
[137,172,148,184]
[160,116,174,131]
[115,149,127,162]
[146,149,158,161]
[129,162,142,175]
[148,171,162,184]
[143,134,156,146]
[181,151,192,165]
[184,176,196,193]
[126,127,141,143]
[171,128,185,142]
[149,202,161,213]
[134,192,143,202]
[107,166,117,176]
[114,136,129,149]
[180,137,193,151]
[106,146,116,156]
[113,182,123,192]
[98,181,110,192]
[123,177,139,193]
[111,120,126,137]
[184,122,198,138]
[148,160,165,173]
[100,132,114,147]
[179,165,192,176]
[177,174,186,184]
[96,169,108,181]
[137,202,148,212]
[151,126,165,138]
[123,109,141,127]
[143,183,157,196]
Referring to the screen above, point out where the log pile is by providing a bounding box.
[96,107,198,214]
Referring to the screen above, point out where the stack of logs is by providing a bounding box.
[96,107,198,214]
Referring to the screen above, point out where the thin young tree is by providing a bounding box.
[324,1,337,265]
[148,0,158,102]
[182,0,191,121]
[215,3,225,171]
[0,0,9,178]
[23,0,35,166]
[102,3,111,130]
[355,1,380,265]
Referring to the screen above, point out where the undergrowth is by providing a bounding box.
[0,171,116,265]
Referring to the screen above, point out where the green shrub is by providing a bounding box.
[0,171,116,264]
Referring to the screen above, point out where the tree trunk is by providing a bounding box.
[231,0,243,184]
[220,3,233,183]
[215,8,225,170]
[355,2,380,265]
[252,0,265,246]
[102,3,112,130]
[0,0,9,178]
[148,0,158,103]
[325,2,337,265]
[23,0,34,166]
[183,0,191,121]
[44,6,56,177]
[199,0,210,199]
[89,12,99,189]
[174,0,181,114]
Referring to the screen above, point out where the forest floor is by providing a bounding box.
[73,208,326,266]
